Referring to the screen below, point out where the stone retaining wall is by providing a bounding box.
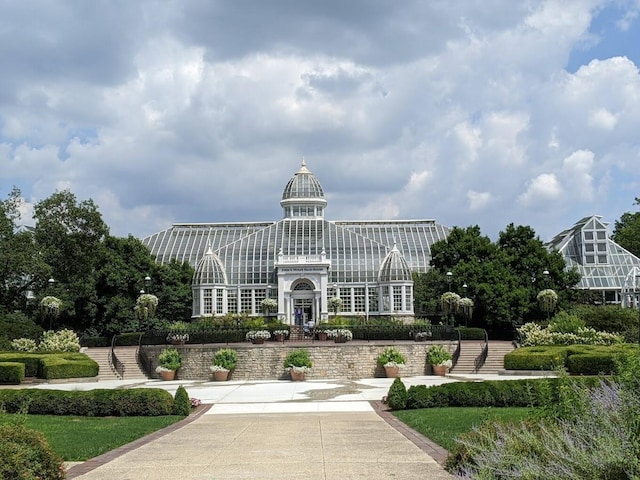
[142,341,457,381]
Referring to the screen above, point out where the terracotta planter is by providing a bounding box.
[289,370,306,381]
[316,332,328,341]
[252,338,265,345]
[213,370,230,381]
[384,365,400,378]
[414,336,426,342]
[432,365,447,376]
[170,340,185,346]
[274,334,286,342]
[334,335,348,343]
[160,370,176,381]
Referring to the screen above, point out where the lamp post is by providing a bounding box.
[446,271,453,291]
[144,275,152,294]
[47,278,56,331]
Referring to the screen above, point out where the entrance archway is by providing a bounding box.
[291,280,315,326]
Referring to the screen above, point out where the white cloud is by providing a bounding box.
[466,190,493,211]
[518,174,563,207]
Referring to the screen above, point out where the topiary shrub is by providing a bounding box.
[172,385,191,416]
[0,424,65,480]
[566,353,617,375]
[386,377,408,410]
[39,353,99,379]
[0,362,25,384]
[0,388,175,416]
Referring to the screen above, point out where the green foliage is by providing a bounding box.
[425,223,579,330]
[536,288,558,314]
[386,378,408,410]
[0,312,43,341]
[283,349,312,369]
[456,327,486,340]
[0,423,65,480]
[38,354,99,379]
[569,304,639,343]
[0,353,41,376]
[213,348,238,370]
[377,347,406,367]
[172,385,191,416]
[158,348,181,370]
[0,388,174,416]
[328,296,343,314]
[426,344,452,365]
[504,346,567,370]
[612,196,640,257]
[0,362,26,384]
[548,310,585,333]
[405,377,601,410]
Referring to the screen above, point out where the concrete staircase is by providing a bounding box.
[451,340,515,374]
[83,346,148,380]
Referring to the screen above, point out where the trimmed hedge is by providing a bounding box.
[0,388,174,416]
[402,377,603,410]
[0,353,41,376]
[0,352,98,380]
[116,332,143,346]
[39,354,99,379]
[0,362,25,384]
[505,344,633,374]
[456,327,486,340]
[80,336,110,348]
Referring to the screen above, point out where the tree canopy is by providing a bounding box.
[612,197,640,257]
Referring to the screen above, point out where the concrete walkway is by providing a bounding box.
[39,374,549,479]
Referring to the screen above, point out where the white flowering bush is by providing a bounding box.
[272,329,290,337]
[245,330,271,341]
[326,328,353,341]
[38,329,81,353]
[518,322,623,347]
[328,296,343,314]
[11,338,38,352]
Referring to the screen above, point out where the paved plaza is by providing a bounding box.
[28,374,546,479]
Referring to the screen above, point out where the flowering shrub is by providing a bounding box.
[518,322,623,346]
[286,365,311,373]
[414,331,432,340]
[326,328,353,341]
[38,329,81,353]
[272,329,290,337]
[245,330,271,341]
[11,338,38,352]
[328,296,343,314]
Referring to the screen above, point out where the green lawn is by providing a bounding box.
[2,414,184,461]
[393,407,535,452]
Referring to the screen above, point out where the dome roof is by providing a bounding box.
[378,244,412,282]
[192,246,227,285]
[281,159,325,200]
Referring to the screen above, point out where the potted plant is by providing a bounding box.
[315,323,329,341]
[167,321,190,345]
[246,330,271,344]
[327,328,353,343]
[210,348,237,381]
[272,329,289,342]
[427,344,453,376]
[377,347,406,378]
[156,347,182,380]
[283,349,312,381]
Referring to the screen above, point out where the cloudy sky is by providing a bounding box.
[2,1,640,242]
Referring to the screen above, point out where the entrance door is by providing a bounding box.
[293,298,313,326]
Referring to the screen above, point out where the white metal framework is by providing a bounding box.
[142,160,450,324]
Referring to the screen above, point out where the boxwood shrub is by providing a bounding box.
[0,362,25,384]
[0,388,174,416]
[456,327,486,340]
[402,377,602,410]
[0,353,41,376]
[505,344,633,374]
[80,336,110,347]
[0,424,64,480]
[39,353,99,379]
[504,346,568,371]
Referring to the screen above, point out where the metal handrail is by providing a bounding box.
[451,328,462,368]
[110,334,125,379]
[474,330,489,373]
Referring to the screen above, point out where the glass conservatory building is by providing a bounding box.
[142,160,451,324]
[547,215,640,307]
